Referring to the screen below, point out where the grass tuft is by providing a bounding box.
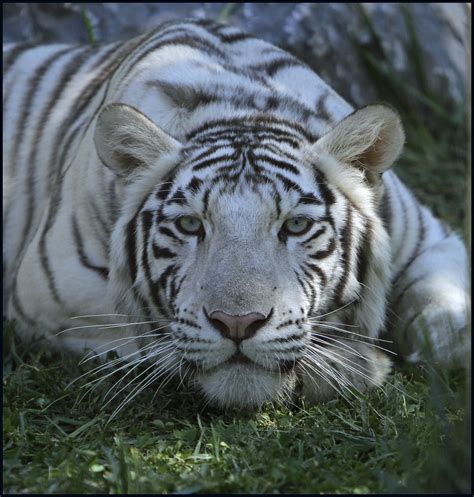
[80,6,97,47]
[216,3,237,24]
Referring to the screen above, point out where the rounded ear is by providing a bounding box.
[94,103,182,177]
[313,104,405,184]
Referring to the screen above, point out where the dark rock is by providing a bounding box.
[2,3,467,109]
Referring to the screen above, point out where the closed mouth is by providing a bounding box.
[225,351,254,365]
[226,352,298,373]
[183,352,298,374]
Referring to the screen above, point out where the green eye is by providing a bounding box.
[283,217,311,235]
[176,216,203,235]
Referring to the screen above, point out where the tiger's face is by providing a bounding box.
[96,103,403,409]
[145,140,361,407]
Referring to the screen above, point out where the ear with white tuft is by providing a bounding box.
[94,103,182,178]
[313,104,405,184]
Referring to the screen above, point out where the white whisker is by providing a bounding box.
[56,319,164,336]
[306,320,394,345]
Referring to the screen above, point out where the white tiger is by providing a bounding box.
[3,19,469,410]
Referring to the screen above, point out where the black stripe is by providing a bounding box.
[305,263,328,287]
[303,226,327,246]
[125,214,138,285]
[393,202,426,285]
[11,45,77,173]
[273,186,282,218]
[141,211,169,317]
[3,42,37,73]
[38,201,65,305]
[170,275,187,309]
[158,226,184,244]
[39,44,130,305]
[191,128,303,149]
[333,199,353,300]
[186,176,203,193]
[125,195,148,285]
[263,142,301,161]
[219,31,255,43]
[355,222,372,287]
[152,244,176,259]
[202,188,211,216]
[20,45,98,294]
[253,57,305,77]
[156,181,175,201]
[293,270,310,299]
[36,44,127,303]
[309,238,336,260]
[157,263,178,291]
[186,144,223,165]
[297,193,323,206]
[314,170,336,205]
[275,173,303,193]
[10,280,37,327]
[192,154,236,172]
[379,184,392,234]
[71,214,108,279]
[13,47,80,263]
[315,91,331,121]
[306,276,318,315]
[187,116,318,143]
[50,42,137,183]
[167,189,187,205]
[88,197,111,252]
[250,153,300,175]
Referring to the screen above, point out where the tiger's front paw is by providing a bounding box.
[298,345,392,404]
[406,303,470,368]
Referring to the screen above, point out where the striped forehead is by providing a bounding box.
[181,137,314,188]
[149,142,336,220]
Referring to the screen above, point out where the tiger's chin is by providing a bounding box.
[197,363,296,410]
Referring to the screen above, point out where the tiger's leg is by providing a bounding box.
[385,173,470,367]
[300,341,392,403]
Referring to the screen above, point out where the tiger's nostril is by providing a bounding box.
[204,308,273,343]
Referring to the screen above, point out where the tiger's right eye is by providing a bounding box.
[176,216,203,236]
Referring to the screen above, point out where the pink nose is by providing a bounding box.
[207,310,268,343]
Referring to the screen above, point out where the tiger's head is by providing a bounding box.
[94,102,404,409]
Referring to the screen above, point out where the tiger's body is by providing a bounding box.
[3,19,469,409]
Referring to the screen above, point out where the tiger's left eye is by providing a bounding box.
[282,217,312,236]
[176,216,203,235]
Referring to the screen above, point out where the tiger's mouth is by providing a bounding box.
[183,350,298,374]
[227,351,298,373]
[225,350,254,365]
[195,353,299,409]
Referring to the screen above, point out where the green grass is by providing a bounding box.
[80,6,97,47]
[3,4,470,494]
[3,324,470,493]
